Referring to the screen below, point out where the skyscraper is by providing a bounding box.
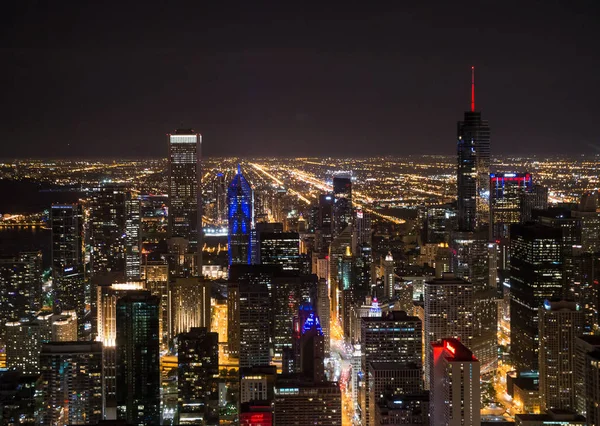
[489,172,533,240]
[124,195,142,280]
[259,232,301,272]
[116,291,160,425]
[168,128,202,276]
[332,174,353,237]
[5,320,45,375]
[51,204,85,323]
[424,274,474,387]
[170,277,211,337]
[510,223,563,372]
[382,253,395,300]
[296,306,325,382]
[228,165,254,266]
[177,327,219,425]
[316,194,334,253]
[539,300,583,412]
[360,311,423,426]
[430,338,481,426]
[457,67,491,232]
[90,181,127,277]
[39,342,103,426]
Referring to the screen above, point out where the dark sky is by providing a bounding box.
[2,1,599,158]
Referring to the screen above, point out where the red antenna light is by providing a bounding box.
[471,66,475,112]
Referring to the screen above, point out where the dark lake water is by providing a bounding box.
[0,179,83,267]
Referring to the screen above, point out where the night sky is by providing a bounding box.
[2,2,599,158]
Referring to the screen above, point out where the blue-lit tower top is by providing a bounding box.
[227,165,254,266]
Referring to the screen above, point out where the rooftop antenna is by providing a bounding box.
[471,66,475,112]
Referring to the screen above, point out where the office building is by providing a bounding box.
[383,253,395,300]
[430,338,480,426]
[332,174,353,237]
[510,223,563,372]
[451,230,497,374]
[520,185,549,223]
[329,226,353,324]
[539,300,583,412]
[355,209,372,249]
[584,350,600,426]
[425,204,456,244]
[171,277,211,336]
[142,260,170,350]
[316,194,334,253]
[0,371,38,425]
[456,68,490,232]
[177,327,219,425]
[374,392,429,426]
[259,232,301,272]
[115,291,160,425]
[0,252,42,341]
[296,306,325,382]
[360,311,422,426]
[273,377,341,425]
[214,172,228,225]
[228,280,270,367]
[39,342,103,426]
[240,365,277,404]
[168,128,202,276]
[124,196,142,280]
[489,172,533,240]
[50,311,78,341]
[5,320,45,375]
[574,336,600,418]
[228,165,254,266]
[424,274,473,387]
[50,204,85,324]
[317,278,331,356]
[90,182,127,278]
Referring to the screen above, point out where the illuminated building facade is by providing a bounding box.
[316,194,333,253]
[40,342,103,426]
[0,252,42,342]
[5,320,44,375]
[51,203,85,325]
[430,338,480,426]
[574,336,600,418]
[332,174,353,237]
[317,278,331,356]
[510,223,563,372]
[360,311,422,426]
[142,261,170,350]
[456,69,491,232]
[90,182,127,277]
[115,291,160,425]
[383,252,395,300]
[177,327,219,425]
[240,366,276,404]
[170,277,211,337]
[425,204,456,244]
[228,166,254,266]
[273,378,341,425]
[296,305,325,382]
[539,300,583,412]
[240,403,273,425]
[490,172,533,240]
[168,129,202,276]
[124,196,142,280]
[424,274,473,388]
[374,393,429,426]
[329,226,352,324]
[259,232,301,272]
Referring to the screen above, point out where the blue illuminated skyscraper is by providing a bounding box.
[228,165,254,266]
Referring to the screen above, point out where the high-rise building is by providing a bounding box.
[39,342,103,426]
[489,172,533,240]
[360,311,422,426]
[430,338,481,426]
[355,209,372,249]
[574,336,600,419]
[214,172,228,225]
[170,277,211,337]
[115,291,160,425]
[228,280,270,368]
[329,226,353,324]
[168,128,202,276]
[424,274,473,387]
[0,371,38,425]
[316,194,334,253]
[142,260,170,350]
[273,377,341,425]
[240,365,277,404]
[520,185,549,224]
[0,252,42,341]
[90,182,127,278]
[228,166,254,266]
[382,253,395,300]
[539,300,583,412]
[51,204,85,323]
[5,320,45,375]
[425,204,456,244]
[177,327,219,425]
[456,68,491,232]
[451,230,497,374]
[96,280,146,418]
[332,174,353,238]
[374,393,429,426]
[317,278,331,357]
[584,350,600,426]
[124,196,142,280]
[259,232,301,272]
[510,223,563,372]
[296,306,325,382]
